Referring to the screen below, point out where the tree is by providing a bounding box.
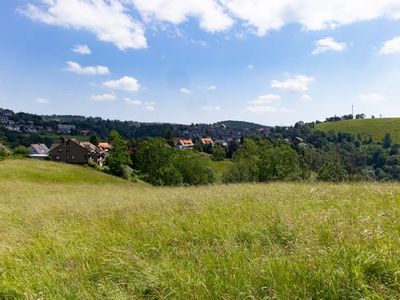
[174,151,215,185]
[105,131,132,177]
[383,133,392,149]
[258,144,301,181]
[318,157,348,182]
[135,138,180,186]
[89,135,99,146]
[13,146,29,156]
[211,146,226,161]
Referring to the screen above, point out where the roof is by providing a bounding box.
[201,137,214,144]
[0,143,11,154]
[29,144,49,154]
[98,142,112,150]
[178,139,194,146]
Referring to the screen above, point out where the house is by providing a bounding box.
[201,137,214,146]
[57,124,76,134]
[0,143,11,155]
[48,138,105,165]
[175,139,194,150]
[98,142,112,152]
[29,144,49,155]
[215,139,228,147]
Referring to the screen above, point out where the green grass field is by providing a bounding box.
[1,159,400,299]
[316,118,400,143]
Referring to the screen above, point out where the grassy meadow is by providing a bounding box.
[1,159,400,298]
[316,118,400,143]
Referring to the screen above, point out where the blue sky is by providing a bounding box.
[1,1,400,125]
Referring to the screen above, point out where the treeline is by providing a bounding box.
[102,128,400,186]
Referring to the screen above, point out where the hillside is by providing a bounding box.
[316,118,400,143]
[1,160,400,298]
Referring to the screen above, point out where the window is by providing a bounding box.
[58,147,62,152]
[56,156,60,160]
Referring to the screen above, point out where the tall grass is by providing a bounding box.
[1,160,400,298]
[316,117,400,143]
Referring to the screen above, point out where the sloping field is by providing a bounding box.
[316,118,400,143]
[1,160,400,299]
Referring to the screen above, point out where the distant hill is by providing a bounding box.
[216,120,265,130]
[316,118,400,143]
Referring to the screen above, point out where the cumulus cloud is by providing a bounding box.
[72,44,91,55]
[125,98,155,111]
[180,88,192,95]
[19,0,147,50]
[65,61,109,75]
[246,94,290,114]
[104,76,140,92]
[379,36,400,55]
[132,0,234,32]
[271,74,315,93]
[19,1,400,49]
[359,93,387,104]
[35,98,50,104]
[312,37,347,55]
[91,93,116,102]
[221,1,400,35]
[201,105,221,111]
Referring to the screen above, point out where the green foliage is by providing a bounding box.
[12,145,30,156]
[211,146,226,161]
[174,151,215,185]
[105,131,132,177]
[135,138,215,186]
[258,144,301,181]
[318,157,348,182]
[316,118,400,144]
[135,138,178,186]
[89,135,99,146]
[383,133,392,148]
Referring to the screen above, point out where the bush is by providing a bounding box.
[13,146,30,156]
[105,131,132,177]
[318,158,348,182]
[174,151,215,185]
[211,146,226,161]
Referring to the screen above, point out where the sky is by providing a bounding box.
[1,1,400,126]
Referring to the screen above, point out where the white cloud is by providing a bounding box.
[180,88,192,95]
[91,93,116,102]
[35,98,50,104]
[249,94,281,105]
[201,105,221,111]
[379,36,400,55]
[104,76,140,92]
[65,61,109,75]
[19,1,400,49]
[20,0,147,50]
[221,1,400,36]
[246,94,290,114]
[248,64,254,69]
[125,98,155,111]
[143,101,156,111]
[132,0,234,32]
[124,98,142,105]
[207,85,217,91]
[359,93,387,104]
[271,74,315,93]
[72,44,91,55]
[312,37,347,55]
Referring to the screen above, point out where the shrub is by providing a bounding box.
[105,131,132,177]
[211,146,226,161]
[13,146,29,156]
